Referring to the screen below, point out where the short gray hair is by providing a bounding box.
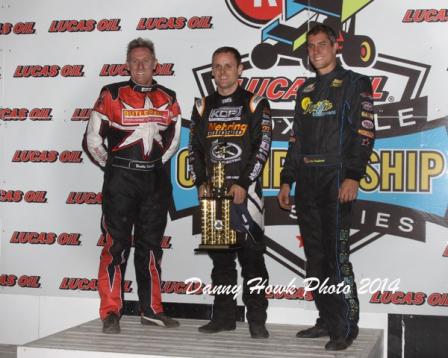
[127,37,156,60]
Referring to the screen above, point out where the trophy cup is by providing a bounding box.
[195,143,239,251]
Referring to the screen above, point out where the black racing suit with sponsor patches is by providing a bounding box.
[85,79,181,320]
[188,86,272,325]
[280,65,375,340]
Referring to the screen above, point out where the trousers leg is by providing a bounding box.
[238,245,269,325]
[134,167,171,315]
[208,251,238,323]
[98,167,136,320]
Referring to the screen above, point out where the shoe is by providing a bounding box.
[296,325,329,338]
[198,320,236,334]
[325,336,353,351]
[102,313,120,334]
[249,323,269,339]
[141,312,179,328]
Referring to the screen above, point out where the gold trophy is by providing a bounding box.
[195,144,238,251]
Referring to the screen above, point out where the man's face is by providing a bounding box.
[127,47,157,86]
[307,32,338,75]
[212,52,243,95]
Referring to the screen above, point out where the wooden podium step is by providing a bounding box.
[18,317,383,358]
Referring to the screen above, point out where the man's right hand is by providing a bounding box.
[198,183,210,199]
[277,183,292,210]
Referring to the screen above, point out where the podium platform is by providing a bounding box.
[0,344,16,358]
[17,317,383,358]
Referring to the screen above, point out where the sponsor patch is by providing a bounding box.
[361,101,374,111]
[360,92,372,99]
[358,129,375,138]
[209,106,242,122]
[303,157,325,164]
[261,117,271,126]
[260,140,270,152]
[331,78,343,87]
[361,138,372,146]
[303,99,335,117]
[207,122,247,138]
[210,141,242,164]
[361,111,374,120]
[361,119,374,129]
[249,161,263,180]
[121,108,170,126]
[301,97,311,110]
[261,125,271,132]
[302,83,315,93]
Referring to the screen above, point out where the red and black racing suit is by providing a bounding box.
[188,86,272,325]
[280,65,375,340]
[85,79,181,320]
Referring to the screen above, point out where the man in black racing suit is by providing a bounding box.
[188,47,272,339]
[278,24,375,351]
[85,37,181,333]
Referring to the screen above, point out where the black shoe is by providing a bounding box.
[249,323,269,339]
[198,320,236,334]
[141,312,179,328]
[325,336,353,351]
[296,325,329,338]
[102,313,120,334]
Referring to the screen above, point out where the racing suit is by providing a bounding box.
[85,79,181,320]
[280,65,375,340]
[188,86,272,325]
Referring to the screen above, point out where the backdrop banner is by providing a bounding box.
[1,0,447,317]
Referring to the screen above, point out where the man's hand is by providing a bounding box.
[338,179,359,203]
[198,183,210,199]
[228,184,246,204]
[277,183,292,210]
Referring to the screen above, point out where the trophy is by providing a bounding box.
[195,143,239,251]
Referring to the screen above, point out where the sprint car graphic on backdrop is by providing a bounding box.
[248,0,376,69]
[165,0,448,280]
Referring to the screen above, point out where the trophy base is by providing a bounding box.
[194,243,240,253]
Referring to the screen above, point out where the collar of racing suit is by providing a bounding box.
[129,79,158,93]
[216,85,243,104]
[316,64,344,82]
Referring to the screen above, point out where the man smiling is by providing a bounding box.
[189,47,272,338]
[278,24,375,350]
[85,37,181,334]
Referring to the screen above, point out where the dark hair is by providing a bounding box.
[212,46,242,65]
[127,37,155,60]
[306,24,337,45]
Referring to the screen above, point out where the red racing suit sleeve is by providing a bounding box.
[188,97,208,188]
[235,95,272,190]
[85,87,111,167]
[161,96,182,164]
[344,75,375,181]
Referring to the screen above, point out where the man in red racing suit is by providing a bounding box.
[85,38,181,333]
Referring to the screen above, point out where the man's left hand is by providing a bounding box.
[338,179,359,203]
[228,184,247,204]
